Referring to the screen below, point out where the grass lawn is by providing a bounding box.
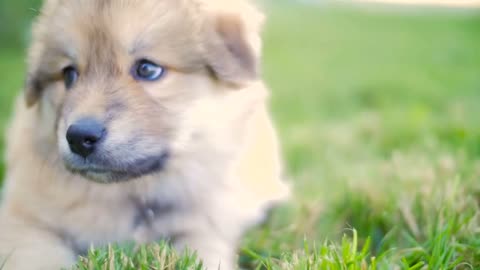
[1,2,480,269]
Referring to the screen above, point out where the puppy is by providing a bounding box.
[0,0,289,269]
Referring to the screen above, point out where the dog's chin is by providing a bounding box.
[64,152,170,184]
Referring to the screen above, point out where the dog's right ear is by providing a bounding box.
[24,49,58,107]
[24,0,59,108]
[25,69,45,107]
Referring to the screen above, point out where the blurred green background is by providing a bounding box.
[0,0,41,49]
[0,0,40,177]
[1,0,480,268]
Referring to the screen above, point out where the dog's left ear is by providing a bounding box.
[201,13,263,86]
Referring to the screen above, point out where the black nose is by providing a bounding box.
[66,118,106,158]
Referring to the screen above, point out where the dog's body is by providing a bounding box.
[0,0,289,269]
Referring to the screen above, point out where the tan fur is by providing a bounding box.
[0,0,289,269]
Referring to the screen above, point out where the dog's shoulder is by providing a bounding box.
[231,102,291,213]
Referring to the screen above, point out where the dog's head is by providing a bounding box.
[24,0,264,183]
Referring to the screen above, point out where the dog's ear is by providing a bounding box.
[25,69,45,107]
[24,0,60,108]
[24,46,59,107]
[24,47,54,107]
[201,10,264,86]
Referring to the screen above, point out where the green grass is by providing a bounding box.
[1,2,480,269]
[73,243,204,270]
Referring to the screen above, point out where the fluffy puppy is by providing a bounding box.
[0,0,289,269]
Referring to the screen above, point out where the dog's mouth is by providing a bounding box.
[64,152,171,183]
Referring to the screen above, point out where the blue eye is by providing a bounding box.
[63,66,79,89]
[132,59,166,81]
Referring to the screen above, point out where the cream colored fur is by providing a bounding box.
[0,0,289,269]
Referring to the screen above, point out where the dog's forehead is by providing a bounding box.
[43,0,202,69]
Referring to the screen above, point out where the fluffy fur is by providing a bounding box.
[0,0,289,269]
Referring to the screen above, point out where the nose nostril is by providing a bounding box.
[83,139,94,147]
[83,136,99,146]
[82,138,100,150]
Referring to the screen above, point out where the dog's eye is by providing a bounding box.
[63,66,79,89]
[132,60,166,81]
